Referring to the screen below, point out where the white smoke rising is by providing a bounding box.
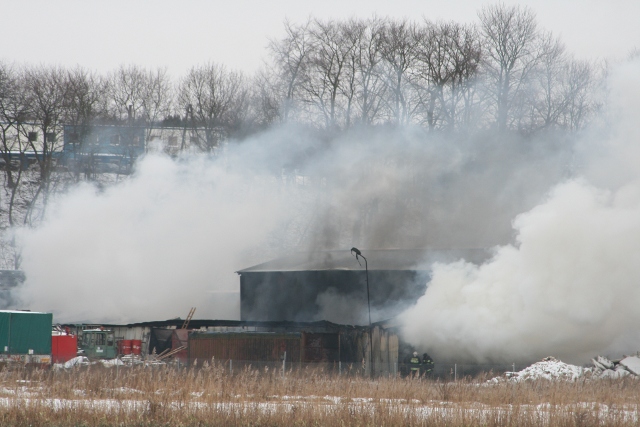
[400,58,640,364]
[14,153,288,323]
[315,287,415,325]
[10,92,582,325]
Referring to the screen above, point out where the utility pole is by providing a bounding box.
[351,247,373,378]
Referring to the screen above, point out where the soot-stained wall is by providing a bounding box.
[237,249,490,324]
[239,269,429,324]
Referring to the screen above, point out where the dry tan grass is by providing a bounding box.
[0,363,637,426]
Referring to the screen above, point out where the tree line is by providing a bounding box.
[2,5,601,145]
[265,5,600,132]
[0,4,606,267]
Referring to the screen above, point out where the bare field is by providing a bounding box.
[0,363,638,426]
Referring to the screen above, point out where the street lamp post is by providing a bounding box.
[351,247,373,377]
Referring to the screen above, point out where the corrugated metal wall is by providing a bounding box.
[189,332,302,363]
[187,326,398,376]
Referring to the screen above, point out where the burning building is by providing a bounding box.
[65,318,400,376]
[237,249,489,324]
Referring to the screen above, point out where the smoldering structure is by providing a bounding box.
[14,122,574,325]
[63,318,401,376]
[238,249,490,324]
[53,248,490,375]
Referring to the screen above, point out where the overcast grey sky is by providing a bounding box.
[2,0,638,77]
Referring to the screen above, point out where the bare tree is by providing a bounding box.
[379,19,421,125]
[140,68,173,134]
[64,67,107,126]
[336,18,363,128]
[299,19,355,129]
[514,32,597,133]
[267,20,312,122]
[478,4,543,131]
[0,64,26,189]
[342,17,387,126]
[63,67,109,180]
[107,65,173,144]
[416,21,483,131]
[177,62,248,152]
[250,67,282,129]
[449,23,483,129]
[561,59,597,130]
[107,65,146,122]
[21,65,69,224]
[0,62,31,232]
[523,34,568,131]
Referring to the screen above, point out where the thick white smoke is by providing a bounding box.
[14,153,289,323]
[12,122,572,325]
[15,60,632,339]
[400,58,640,364]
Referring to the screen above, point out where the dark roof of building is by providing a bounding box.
[236,248,491,273]
[64,319,375,332]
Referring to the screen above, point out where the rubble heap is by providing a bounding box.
[503,357,586,382]
[492,355,640,383]
[591,355,640,379]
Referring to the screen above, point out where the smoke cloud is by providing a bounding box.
[14,153,288,323]
[12,122,570,324]
[400,58,640,365]
[14,57,635,349]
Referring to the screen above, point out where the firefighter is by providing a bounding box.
[409,351,421,377]
[422,352,434,376]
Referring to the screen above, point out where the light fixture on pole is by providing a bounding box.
[351,247,373,377]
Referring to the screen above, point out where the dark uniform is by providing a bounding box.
[409,352,421,376]
[422,353,434,376]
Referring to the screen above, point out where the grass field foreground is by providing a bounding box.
[0,363,638,426]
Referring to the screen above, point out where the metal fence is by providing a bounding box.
[172,358,525,380]
[429,362,525,380]
[185,359,367,377]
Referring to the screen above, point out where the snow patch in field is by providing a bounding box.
[493,357,587,382]
[493,354,640,382]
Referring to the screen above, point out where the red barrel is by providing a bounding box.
[131,339,142,355]
[119,340,132,355]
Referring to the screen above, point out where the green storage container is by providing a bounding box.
[0,311,52,355]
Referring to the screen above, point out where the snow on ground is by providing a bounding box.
[0,393,636,423]
[4,354,640,424]
[509,357,587,381]
[491,357,588,382]
[491,355,640,382]
[54,356,153,370]
[59,356,90,369]
[100,358,125,367]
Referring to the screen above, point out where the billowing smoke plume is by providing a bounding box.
[12,119,573,325]
[14,153,289,323]
[16,57,636,342]
[12,123,571,324]
[400,58,640,365]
